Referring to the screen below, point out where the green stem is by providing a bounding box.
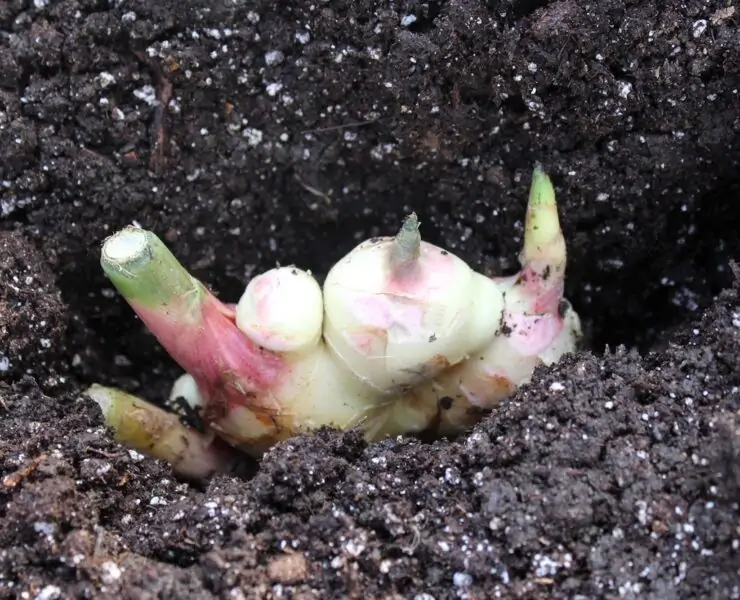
[100,227,204,309]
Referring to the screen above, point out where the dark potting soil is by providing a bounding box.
[1,0,739,598]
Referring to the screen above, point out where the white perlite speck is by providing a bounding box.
[97,72,116,88]
[133,85,158,106]
[243,128,264,146]
[265,82,283,97]
[265,50,284,66]
[35,586,61,600]
[617,81,633,99]
[100,561,122,584]
[692,19,708,38]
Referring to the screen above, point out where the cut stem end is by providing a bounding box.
[102,226,151,264]
[101,226,202,309]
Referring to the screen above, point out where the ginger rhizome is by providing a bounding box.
[87,165,581,478]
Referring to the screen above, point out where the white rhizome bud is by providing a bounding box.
[235,266,324,354]
[322,214,504,393]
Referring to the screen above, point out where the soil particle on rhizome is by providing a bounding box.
[1,1,739,599]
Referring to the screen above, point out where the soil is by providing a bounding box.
[1,0,739,598]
